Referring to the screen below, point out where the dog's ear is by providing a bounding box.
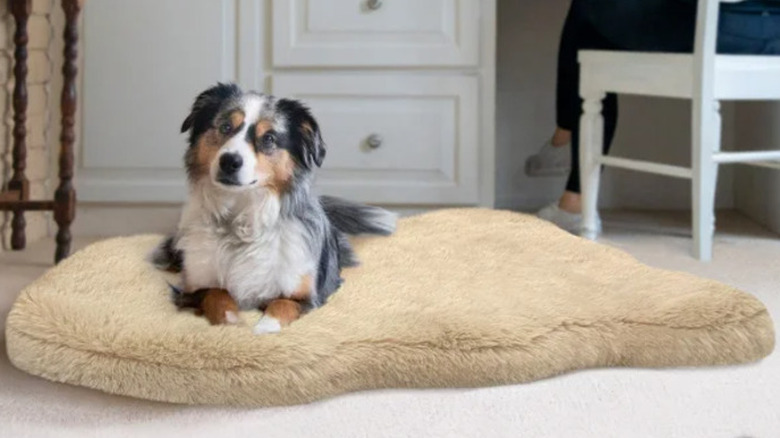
[181,83,242,139]
[180,113,196,134]
[277,98,326,168]
[300,115,326,168]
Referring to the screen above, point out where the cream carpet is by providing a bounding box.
[1,210,779,437]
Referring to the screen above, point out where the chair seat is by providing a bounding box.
[580,50,780,100]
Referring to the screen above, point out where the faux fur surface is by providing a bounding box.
[5,209,775,407]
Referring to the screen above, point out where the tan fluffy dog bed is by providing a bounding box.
[5,209,775,407]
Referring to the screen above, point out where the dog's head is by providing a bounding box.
[180,83,325,193]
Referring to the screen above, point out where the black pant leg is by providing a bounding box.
[556,0,619,193]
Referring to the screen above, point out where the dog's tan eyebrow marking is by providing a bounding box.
[228,110,245,129]
[255,120,274,138]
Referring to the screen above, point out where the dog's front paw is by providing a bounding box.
[200,289,240,325]
[253,316,282,335]
[223,310,240,325]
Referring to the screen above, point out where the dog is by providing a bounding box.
[151,83,397,334]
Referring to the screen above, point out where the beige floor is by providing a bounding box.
[1,210,778,438]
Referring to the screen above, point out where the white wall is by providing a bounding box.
[495,0,735,212]
[734,103,780,234]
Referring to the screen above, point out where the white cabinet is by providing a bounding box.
[272,0,479,67]
[274,74,479,204]
[79,0,495,206]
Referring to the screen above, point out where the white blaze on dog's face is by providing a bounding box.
[211,95,267,189]
[180,84,326,194]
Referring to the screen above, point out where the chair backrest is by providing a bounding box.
[694,0,723,57]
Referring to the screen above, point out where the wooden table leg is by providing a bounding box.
[54,0,81,264]
[8,0,32,250]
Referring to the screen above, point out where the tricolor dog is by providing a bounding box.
[152,83,396,334]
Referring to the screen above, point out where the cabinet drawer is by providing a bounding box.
[272,0,479,67]
[272,74,479,205]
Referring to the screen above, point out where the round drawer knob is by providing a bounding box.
[366,0,382,11]
[366,134,383,150]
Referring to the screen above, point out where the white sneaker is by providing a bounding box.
[537,203,601,236]
[525,140,571,177]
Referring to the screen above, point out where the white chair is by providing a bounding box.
[578,0,780,261]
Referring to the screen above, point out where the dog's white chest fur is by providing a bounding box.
[177,190,315,309]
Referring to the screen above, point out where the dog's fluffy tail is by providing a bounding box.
[320,195,397,236]
[150,235,184,273]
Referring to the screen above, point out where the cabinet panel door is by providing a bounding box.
[273,74,479,204]
[272,0,479,67]
[80,0,237,201]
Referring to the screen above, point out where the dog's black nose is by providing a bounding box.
[219,153,243,173]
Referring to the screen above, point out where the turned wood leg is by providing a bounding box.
[9,0,32,250]
[691,100,721,262]
[54,0,81,264]
[579,91,606,241]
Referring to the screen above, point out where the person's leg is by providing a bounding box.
[553,0,588,141]
[532,0,622,233]
[526,0,596,178]
[555,0,598,137]
[544,3,780,229]
[544,92,616,218]
[555,0,619,214]
[551,128,571,147]
[717,8,780,55]
[527,0,620,184]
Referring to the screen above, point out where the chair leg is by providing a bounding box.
[692,100,721,261]
[54,0,82,264]
[579,92,606,240]
[9,0,32,250]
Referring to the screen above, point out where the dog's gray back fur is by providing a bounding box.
[279,176,348,307]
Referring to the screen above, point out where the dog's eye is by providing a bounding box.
[262,133,276,146]
[218,122,233,135]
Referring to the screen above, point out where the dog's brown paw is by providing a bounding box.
[200,289,240,325]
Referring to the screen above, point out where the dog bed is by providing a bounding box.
[5,209,774,407]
